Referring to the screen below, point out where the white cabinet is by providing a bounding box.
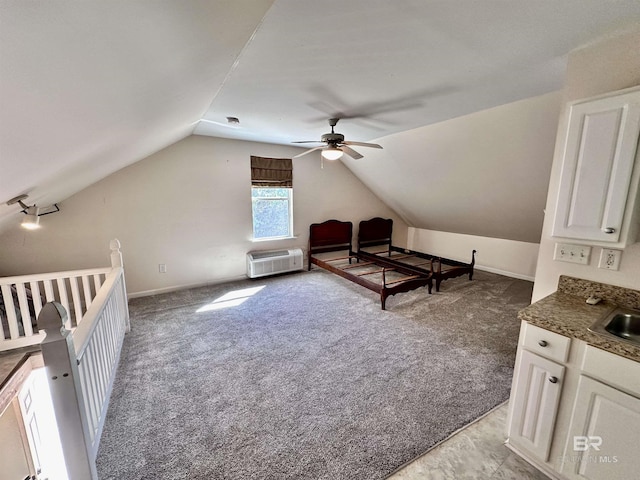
[560,375,640,480]
[508,322,571,465]
[508,349,565,462]
[552,86,640,247]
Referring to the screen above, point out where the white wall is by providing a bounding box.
[340,91,563,281]
[344,91,562,243]
[0,136,408,295]
[532,26,640,301]
[408,228,539,281]
[0,402,31,479]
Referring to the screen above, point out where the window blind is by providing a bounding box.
[250,156,293,187]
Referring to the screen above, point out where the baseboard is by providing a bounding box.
[474,264,535,282]
[128,274,247,299]
[128,266,533,299]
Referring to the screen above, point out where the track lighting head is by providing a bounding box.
[6,194,59,229]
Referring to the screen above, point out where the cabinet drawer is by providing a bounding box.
[522,322,571,363]
[582,345,640,396]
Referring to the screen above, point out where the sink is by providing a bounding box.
[589,307,640,347]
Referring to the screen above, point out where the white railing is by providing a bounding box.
[0,267,111,351]
[74,264,129,458]
[1,239,130,480]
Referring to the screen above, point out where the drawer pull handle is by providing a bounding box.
[549,376,558,384]
[538,340,548,347]
[603,227,616,234]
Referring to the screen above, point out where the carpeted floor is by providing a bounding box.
[96,268,532,480]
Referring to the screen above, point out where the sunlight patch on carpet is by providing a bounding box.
[196,285,265,312]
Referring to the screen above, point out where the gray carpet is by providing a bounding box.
[96,269,532,480]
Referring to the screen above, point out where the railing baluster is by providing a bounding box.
[30,281,43,319]
[93,274,102,294]
[57,278,72,330]
[0,284,19,339]
[93,322,108,405]
[15,283,34,336]
[82,347,100,439]
[70,276,83,326]
[44,279,55,302]
[107,308,116,356]
[82,275,93,309]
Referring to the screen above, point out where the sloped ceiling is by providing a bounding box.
[2,1,640,238]
[0,0,275,226]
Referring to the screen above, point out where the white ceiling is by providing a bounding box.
[2,0,640,230]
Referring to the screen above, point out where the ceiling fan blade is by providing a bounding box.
[341,145,363,160]
[343,141,383,149]
[293,146,325,158]
[292,141,324,144]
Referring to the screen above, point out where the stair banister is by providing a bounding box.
[39,302,98,480]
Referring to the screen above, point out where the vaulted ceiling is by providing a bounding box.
[2,0,640,234]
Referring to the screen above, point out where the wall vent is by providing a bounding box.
[246,248,304,278]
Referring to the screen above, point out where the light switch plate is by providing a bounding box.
[554,243,591,264]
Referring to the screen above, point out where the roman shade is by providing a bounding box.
[250,156,293,187]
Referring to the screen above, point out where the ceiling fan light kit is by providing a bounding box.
[293,118,382,161]
[321,147,343,160]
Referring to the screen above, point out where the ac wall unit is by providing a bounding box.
[246,248,304,278]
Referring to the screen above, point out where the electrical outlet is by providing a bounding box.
[598,249,621,270]
[553,243,591,265]
[159,263,167,273]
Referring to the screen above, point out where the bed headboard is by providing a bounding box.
[358,217,393,252]
[308,219,353,254]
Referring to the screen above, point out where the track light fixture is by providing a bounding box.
[6,194,59,229]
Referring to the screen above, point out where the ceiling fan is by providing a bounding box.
[293,118,382,160]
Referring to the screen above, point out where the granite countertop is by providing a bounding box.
[0,346,41,391]
[518,276,640,363]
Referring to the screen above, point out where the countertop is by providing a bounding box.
[518,276,640,363]
[0,346,41,392]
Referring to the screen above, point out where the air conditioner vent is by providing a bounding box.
[246,248,304,278]
[250,250,290,260]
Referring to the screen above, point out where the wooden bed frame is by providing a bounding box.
[308,219,433,310]
[356,217,476,292]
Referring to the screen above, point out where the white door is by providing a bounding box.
[18,368,69,480]
[508,349,565,461]
[552,88,640,243]
[561,375,640,480]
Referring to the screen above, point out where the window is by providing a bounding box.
[250,156,293,240]
[251,187,293,239]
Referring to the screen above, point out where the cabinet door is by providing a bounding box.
[508,349,565,461]
[552,88,640,244]
[561,375,640,480]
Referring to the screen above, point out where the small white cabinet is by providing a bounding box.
[560,375,640,480]
[509,322,640,480]
[552,86,640,247]
[508,349,565,461]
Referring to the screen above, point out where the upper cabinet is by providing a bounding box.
[552,86,640,247]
